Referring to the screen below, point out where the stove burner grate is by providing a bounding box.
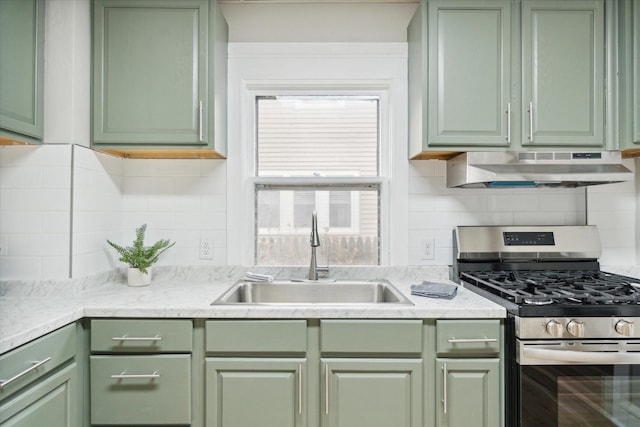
[461,270,640,306]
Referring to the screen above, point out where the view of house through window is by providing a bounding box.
[255,96,380,266]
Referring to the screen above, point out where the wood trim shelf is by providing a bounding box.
[622,148,640,159]
[409,151,462,160]
[97,148,226,159]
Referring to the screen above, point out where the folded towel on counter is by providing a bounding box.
[244,272,274,282]
[410,281,458,299]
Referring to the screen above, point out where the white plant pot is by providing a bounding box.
[127,267,151,287]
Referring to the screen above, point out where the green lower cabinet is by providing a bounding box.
[0,363,77,427]
[322,359,423,427]
[90,354,191,425]
[435,359,500,427]
[205,358,307,427]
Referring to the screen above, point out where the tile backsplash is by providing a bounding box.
[0,145,637,280]
[0,145,72,279]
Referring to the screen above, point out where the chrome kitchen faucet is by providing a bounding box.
[308,211,321,280]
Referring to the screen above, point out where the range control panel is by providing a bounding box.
[503,231,555,246]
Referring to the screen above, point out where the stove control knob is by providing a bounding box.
[566,320,585,337]
[545,320,564,337]
[615,319,635,337]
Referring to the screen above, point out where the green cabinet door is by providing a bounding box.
[0,0,44,142]
[522,0,605,147]
[620,0,640,149]
[435,358,500,427]
[635,3,640,145]
[205,358,307,427]
[427,0,512,147]
[0,364,77,427]
[322,359,422,427]
[93,0,208,146]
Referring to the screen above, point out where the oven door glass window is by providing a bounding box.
[521,365,640,427]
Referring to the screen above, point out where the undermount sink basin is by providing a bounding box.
[211,279,413,306]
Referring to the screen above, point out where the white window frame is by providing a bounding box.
[257,171,362,235]
[225,43,409,266]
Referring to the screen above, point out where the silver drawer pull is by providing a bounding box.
[0,357,52,389]
[111,336,162,342]
[442,363,448,414]
[298,364,303,415]
[111,371,160,380]
[447,337,498,343]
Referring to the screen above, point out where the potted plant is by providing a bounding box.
[107,224,175,286]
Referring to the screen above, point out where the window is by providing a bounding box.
[255,96,380,266]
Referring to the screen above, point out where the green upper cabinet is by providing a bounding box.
[426,1,512,148]
[619,0,640,153]
[92,0,228,156]
[522,0,604,147]
[408,0,610,157]
[0,0,45,143]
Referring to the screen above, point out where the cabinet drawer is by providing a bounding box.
[436,320,501,356]
[90,354,191,425]
[320,320,422,355]
[206,320,307,355]
[0,323,76,400]
[91,319,192,353]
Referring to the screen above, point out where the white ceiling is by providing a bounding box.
[219,2,419,42]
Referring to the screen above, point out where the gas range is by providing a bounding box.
[454,226,640,426]
[459,268,640,318]
[454,225,640,323]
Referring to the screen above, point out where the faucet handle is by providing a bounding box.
[310,211,320,247]
[316,266,329,278]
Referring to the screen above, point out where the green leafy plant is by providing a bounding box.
[107,224,175,274]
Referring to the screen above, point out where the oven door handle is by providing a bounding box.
[523,347,640,364]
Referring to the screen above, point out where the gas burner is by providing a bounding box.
[523,296,554,305]
[460,269,640,308]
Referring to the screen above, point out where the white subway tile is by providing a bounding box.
[0,167,43,189]
[42,255,71,279]
[10,234,69,257]
[148,159,201,177]
[458,212,514,226]
[0,257,42,280]
[123,159,151,177]
[43,167,72,189]
[514,211,567,225]
[0,212,43,233]
[124,176,174,194]
[9,189,71,212]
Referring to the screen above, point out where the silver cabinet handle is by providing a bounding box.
[447,337,498,343]
[325,364,329,415]
[298,364,303,415]
[528,101,534,142]
[506,103,511,143]
[199,100,204,142]
[0,357,51,389]
[111,336,162,341]
[442,363,448,414]
[111,371,160,380]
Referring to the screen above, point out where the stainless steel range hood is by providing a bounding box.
[446,151,633,188]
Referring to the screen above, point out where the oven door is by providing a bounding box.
[516,340,640,427]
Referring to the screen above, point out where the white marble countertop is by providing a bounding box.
[0,266,507,354]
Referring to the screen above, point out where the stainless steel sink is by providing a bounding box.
[211,279,413,305]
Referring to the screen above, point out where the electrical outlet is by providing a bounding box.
[199,236,213,260]
[420,237,435,261]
